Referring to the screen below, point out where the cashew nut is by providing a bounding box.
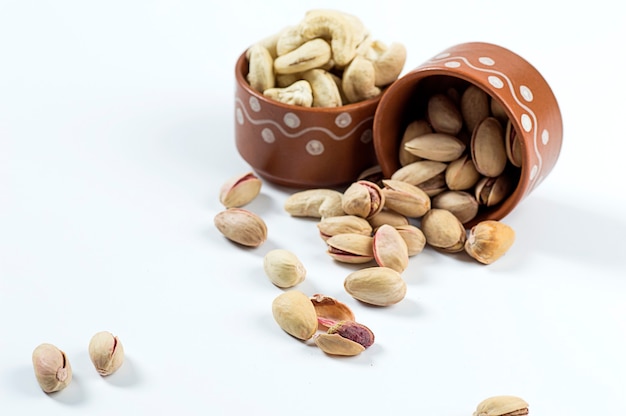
[263,80,314,107]
[256,28,290,59]
[298,9,367,67]
[302,69,342,107]
[246,44,275,93]
[275,25,306,57]
[359,40,407,87]
[342,56,381,103]
[274,38,332,75]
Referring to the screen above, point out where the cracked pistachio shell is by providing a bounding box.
[473,395,529,416]
[315,333,365,356]
[263,249,306,288]
[471,117,507,177]
[420,208,467,253]
[219,172,262,208]
[310,294,355,330]
[395,224,426,256]
[214,208,267,247]
[432,190,479,225]
[284,189,344,218]
[475,174,514,207]
[344,266,407,306]
[32,343,72,393]
[272,291,318,341]
[317,215,372,241]
[89,331,125,376]
[373,224,409,273]
[427,93,463,135]
[328,320,375,348]
[381,179,431,218]
[465,220,515,264]
[390,160,447,187]
[341,180,385,219]
[326,233,374,264]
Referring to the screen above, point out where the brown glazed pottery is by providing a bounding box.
[234,52,380,188]
[373,42,563,227]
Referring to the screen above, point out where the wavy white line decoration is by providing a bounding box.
[235,97,374,142]
[428,55,546,188]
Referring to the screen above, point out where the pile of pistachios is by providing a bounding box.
[395,83,522,224]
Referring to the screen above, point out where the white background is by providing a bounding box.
[1,1,625,414]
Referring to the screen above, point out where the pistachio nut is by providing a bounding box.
[381,179,431,218]
[490,97,509,125]
[326,233,374,264]
[426,93,463,135]
[214,208,267,247]
[272,291,318,341]
[284,189,344,218]
[32,343,72,393]
[390,160,447,186]
[368,209,410,229]
[219,172,262,208]
[357,164,384,187]
[461,84,490,133]
[317,215,372,241]
[399,120,431,166]
[473,395,529,416]
[432,190,479,224]
[471,117,507,177]
[505,120,523,167]
[341,180,385,219]
[465,220,515,264]
[415,171,447,197]
[88,331,125,376]
[310,294,355,330]
[263,249,306,288]
[404,133,466,162]
[445,154,481,191]
[420,208,466,253]
[344,266,407,306]
[475,174,514,207]
[314,333,365,356]
[372,224,409,273]
[395,224,426,256]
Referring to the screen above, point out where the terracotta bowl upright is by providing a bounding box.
[234,52,381,189]
[373,42,563,227]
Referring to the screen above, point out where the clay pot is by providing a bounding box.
[373,42,563,226]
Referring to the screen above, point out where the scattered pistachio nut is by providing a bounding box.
[326,233,374,264]
[344,266,407,306]
[214,208,267,247]
[317,215,372,241]
[404,133,466,163]
[471,117,507,177]
[420,208,466,253]
[219,172,262,208]
[341,180,385,219]
[427,93,463,135]
[465,220,515,264]
[368,209,409,229]
[32,343,72,393]
[395,224,426,256]
[88,331,125,376]
[461,84,490,133]
[381,179,431,218]
[263,249,306,288]
[399,120,431,166]
[372,224,409,273]
[473,395,529,416]
[272,291,318,341]
[431,190,479,224]
[328,320,375,348]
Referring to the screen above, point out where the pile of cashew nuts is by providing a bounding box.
[245,9,407,107]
